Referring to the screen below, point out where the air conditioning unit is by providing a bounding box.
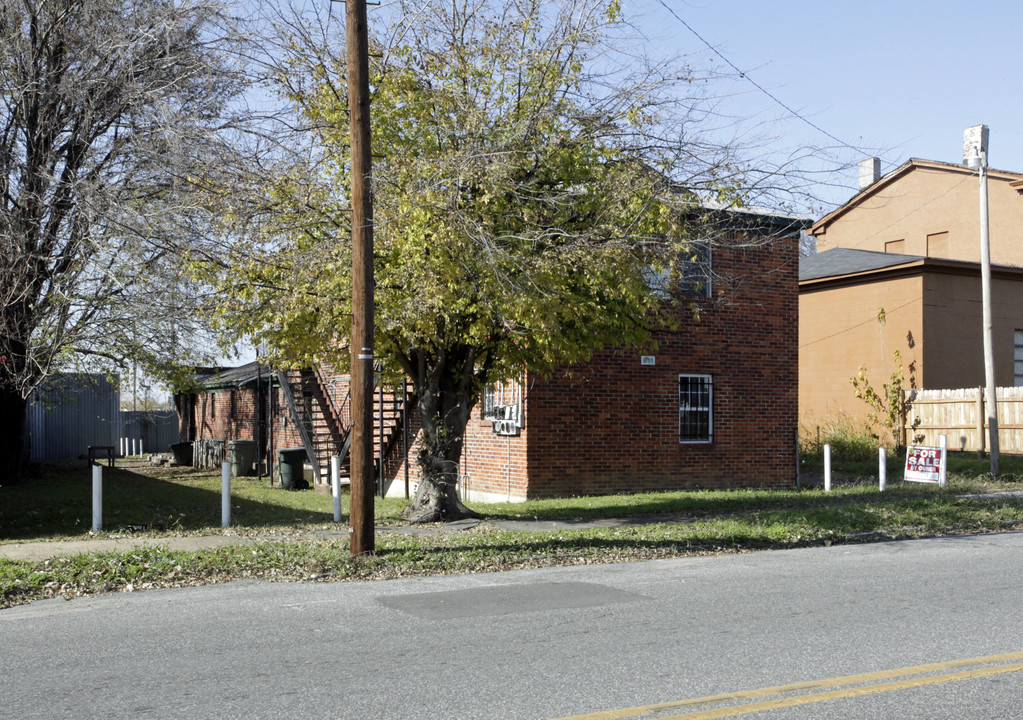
[492,419,521,436]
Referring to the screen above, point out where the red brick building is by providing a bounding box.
[454,213,804,501]
[177,208,806,499]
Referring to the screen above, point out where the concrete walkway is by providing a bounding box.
[0,516,656,563]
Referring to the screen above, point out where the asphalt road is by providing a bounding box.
[3,532,1023,719]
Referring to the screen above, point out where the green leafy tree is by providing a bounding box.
[205,0,787,521]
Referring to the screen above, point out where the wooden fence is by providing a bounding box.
[903,386,1023,454]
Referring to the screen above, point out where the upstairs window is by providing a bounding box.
[644,242,712,298]
[482,384,497,418]
[679,374,713,443]
[676,243,712,298]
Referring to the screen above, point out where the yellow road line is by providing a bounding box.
[551,651,1023,720]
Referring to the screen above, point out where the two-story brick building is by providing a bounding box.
[178,207,808,500]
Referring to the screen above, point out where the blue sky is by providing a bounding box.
[633,0,1023,212]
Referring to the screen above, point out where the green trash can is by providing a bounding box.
[228,440,257,478]
[277,448,308,490]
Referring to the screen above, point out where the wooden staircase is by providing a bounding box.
[277,368,414,488]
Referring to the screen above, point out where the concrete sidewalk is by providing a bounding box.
[0,516,657,563]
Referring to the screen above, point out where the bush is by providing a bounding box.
[800,418,882,464]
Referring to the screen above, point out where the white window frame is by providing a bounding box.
[679,374,713,443]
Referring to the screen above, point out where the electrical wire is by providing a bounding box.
[655,0,868,157]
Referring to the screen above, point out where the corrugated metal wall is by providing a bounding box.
[120,411,179,453]
[27,374,120,461]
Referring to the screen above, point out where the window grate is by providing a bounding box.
[679,374,713,443]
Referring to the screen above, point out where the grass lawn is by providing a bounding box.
[2,455,1023,608]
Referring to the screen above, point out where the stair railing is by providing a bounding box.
[276,370,322,483]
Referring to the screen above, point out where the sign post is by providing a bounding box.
[904,444,947,486]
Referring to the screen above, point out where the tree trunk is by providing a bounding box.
[0,388,28,483]
[403,443,480,523]
[400,353,481,523]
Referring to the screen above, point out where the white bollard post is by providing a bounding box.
[332,456,342,523]
[92,463,103,532]
[824,443,832,492]
[120,437,125,457]
[140,437,144,457]
[222,461,231,528]
[939,434,948,488]
[879,447,887,492]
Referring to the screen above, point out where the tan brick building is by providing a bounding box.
[800,158,1023,432]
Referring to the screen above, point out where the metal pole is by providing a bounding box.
[939,434,948,488]
[221,461,231,528]
[967,126,999,476]
[402,380,409,499]
[332,455,342,523]
[378,382,384,499]
[92,463,102,533]
[346,0,375,555]
[269,375,275,487]
[978,156,1000,476]
[256,361,263,482]
[824,444,831,492]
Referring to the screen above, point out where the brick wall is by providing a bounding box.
[517,234,798,497]
[391,232,798,501]
[179,383,305,472]
[177,229,797,500]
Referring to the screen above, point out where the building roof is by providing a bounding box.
[192,362,274,392]
[811,158,1023,237]
[799,248,924,282]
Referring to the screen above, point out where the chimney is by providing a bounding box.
[859,157,881,190]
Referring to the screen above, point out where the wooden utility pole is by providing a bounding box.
[346,0,375,555]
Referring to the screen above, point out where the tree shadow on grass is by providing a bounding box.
[0,460,334,541]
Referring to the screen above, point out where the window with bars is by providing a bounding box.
[679,374,713,443]
[482,384,497,418]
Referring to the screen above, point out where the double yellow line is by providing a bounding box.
[553,651,1023,720]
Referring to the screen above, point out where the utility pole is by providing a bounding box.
[965,125,999,476]
[346,0,375,554]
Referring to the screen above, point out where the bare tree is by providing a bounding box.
[0,0,251,480]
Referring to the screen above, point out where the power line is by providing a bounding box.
[655,0,865,156]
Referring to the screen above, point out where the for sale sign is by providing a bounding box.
[904,445,947,485]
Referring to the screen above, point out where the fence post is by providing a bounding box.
[221,461,231,528]
[824,444,831,492]
[977,386,985,458]
[899,389,907,450]
[92,463,103,533]
[879,447,887,492]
